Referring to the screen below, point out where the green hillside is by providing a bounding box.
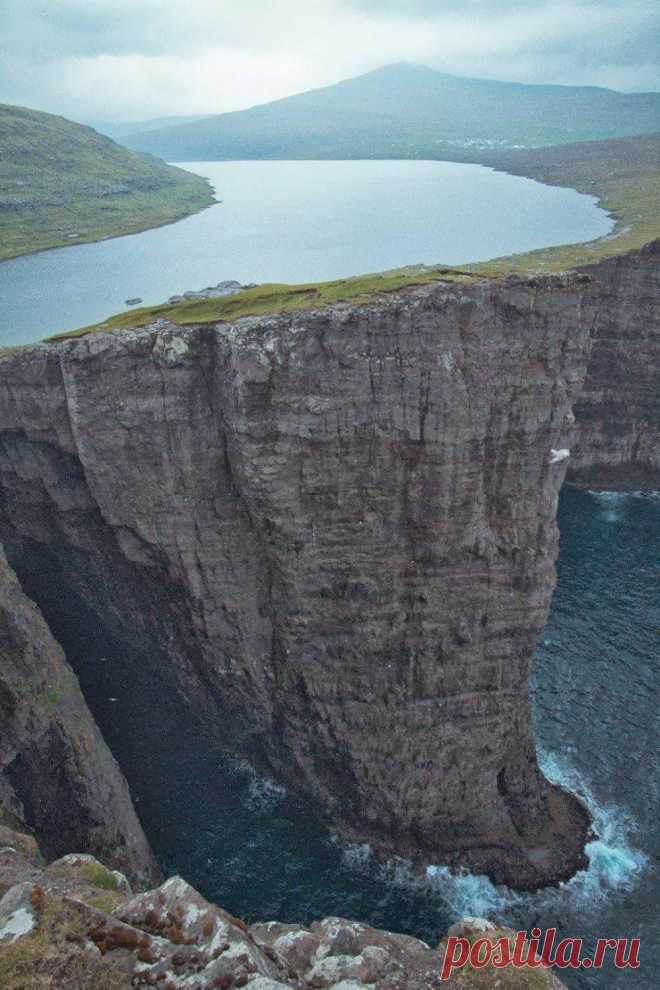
[468,131,660,272]
[0,103,214,261]
[123,63,660,161]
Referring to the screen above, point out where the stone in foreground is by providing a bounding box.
[0,834,568,989]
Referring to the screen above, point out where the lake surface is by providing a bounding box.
[26,487,659,990]
[0,160,612,346]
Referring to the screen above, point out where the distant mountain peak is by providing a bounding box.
[121,65,660,162]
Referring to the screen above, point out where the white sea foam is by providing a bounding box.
[537,749,646,905]
[425,865,521,918]
[339,842,373,870]
[589,489,660,501]
[245,774,286,810]
[344,749,647,926]
[225,757,287,810]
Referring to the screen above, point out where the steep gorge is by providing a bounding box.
[0,244,657,889]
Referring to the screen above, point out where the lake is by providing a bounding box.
[0,159,612,346]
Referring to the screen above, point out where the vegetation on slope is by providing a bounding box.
[468,131,660,273]
[122,63,660,162]
[0,103,214,261]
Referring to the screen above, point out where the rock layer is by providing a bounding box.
[0,545,158,884]
[569,239,660,488]
[0,269,603,888]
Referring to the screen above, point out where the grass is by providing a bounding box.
[86,893,125,915]
[44,687,60,707]
[77,864,122,892]
[0,102,214,261]
[0,892,126,990]
[49,267,481,340]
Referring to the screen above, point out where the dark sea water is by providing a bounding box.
[61,487,659,990]
[0,159,612,346]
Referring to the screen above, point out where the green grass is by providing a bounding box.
[44,687,60,707]
[50,267,481,340]
[78,863,122,892]
[0,102,214,261]
[0,892,126,990]
[86,892,125,915]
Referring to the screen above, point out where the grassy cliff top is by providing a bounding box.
[0,103,214,261]
[50,268,481,340]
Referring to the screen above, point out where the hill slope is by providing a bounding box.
[123,62,660,161]
[90,114,212,141]
[0,103,214,260]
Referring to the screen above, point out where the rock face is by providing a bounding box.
[0,835,569,990]
[0,269,601,889]
[569,239,660,488]
[0,546,158,885]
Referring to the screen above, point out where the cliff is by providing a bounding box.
[0,269,602,889]
[0,831,568,990]
[568,239,660,487]
[0,237,657,888]
[0,547,158,884]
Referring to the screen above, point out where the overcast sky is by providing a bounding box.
[1,0,659,124]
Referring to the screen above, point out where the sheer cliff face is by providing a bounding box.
[0,272,596,888]
[570,240,660,489]
[0,546,157,884]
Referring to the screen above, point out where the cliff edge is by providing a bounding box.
[0,270,602,888]
[0,830,569,990]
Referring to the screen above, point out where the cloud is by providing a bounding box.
[0,0,658,124]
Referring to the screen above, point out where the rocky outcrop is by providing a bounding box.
[0,270,599,889]
[0,546,158,885]
[569,239,660,488]
[0,834,568,990]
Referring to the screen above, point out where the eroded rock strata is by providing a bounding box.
[0,267,605,889]
[0,547,157,884]
[569,239,660,488]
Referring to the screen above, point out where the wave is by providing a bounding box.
[363,749,647,925]
[226,757,287,811]
[538,750,646,905]
[229,747,645,925]
[589,489,660,501]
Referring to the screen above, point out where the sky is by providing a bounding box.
[1,0,659,125]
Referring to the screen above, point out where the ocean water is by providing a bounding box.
[0,159,612,346]
[53,486,658,990]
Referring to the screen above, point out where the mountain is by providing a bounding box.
[0,103,214,260]
[122,62,660,161]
